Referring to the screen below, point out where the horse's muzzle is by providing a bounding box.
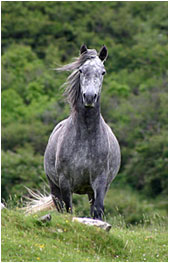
[83,92,97,107]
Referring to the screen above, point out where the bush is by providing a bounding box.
[2,121,51,154]
[1,146,47,201]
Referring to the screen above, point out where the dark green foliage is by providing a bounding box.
[1,2,167,201]
[1,146,46,201]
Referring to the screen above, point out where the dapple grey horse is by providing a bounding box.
[44,44,121,220]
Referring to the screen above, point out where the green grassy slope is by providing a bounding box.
[2,209,167,262]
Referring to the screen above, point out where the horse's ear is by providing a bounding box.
[80,44,88,54]
[99,45,108,62]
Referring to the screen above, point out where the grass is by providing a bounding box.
[1,207,168,262]
[73,187,168,227]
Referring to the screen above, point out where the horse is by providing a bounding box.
[44,44,121,220]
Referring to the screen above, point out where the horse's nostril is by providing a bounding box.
[83,92,97,103]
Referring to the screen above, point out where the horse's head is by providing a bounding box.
[79,44,108,108]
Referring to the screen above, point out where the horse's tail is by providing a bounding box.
[22,187,55,215]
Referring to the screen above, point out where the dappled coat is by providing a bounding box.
[44,45,121,220]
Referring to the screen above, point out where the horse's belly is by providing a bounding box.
[71,159,94,194]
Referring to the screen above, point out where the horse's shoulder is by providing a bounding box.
[100,116,113,135]
[48,118,69,142]
[100,116,120,147]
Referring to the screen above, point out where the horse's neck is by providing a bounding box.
[72,103,101,133]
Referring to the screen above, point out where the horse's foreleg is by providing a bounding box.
[59,176,72,213]
[93,181,107,220]
[93,192,104,220]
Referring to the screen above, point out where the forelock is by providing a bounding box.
[82,56,104,71]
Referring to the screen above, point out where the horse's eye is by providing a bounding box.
[102,71,106,75]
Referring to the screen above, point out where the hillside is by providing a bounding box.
[2,187,168,262]
[2,209,168,262]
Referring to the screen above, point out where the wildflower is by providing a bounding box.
[145,236,153,239]
[35,244,45,250]
[39,245,45,251]
[39,244,45,249]
[57,229,63,233]
[37,257,40,260]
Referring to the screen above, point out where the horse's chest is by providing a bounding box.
[56,131,109,177]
